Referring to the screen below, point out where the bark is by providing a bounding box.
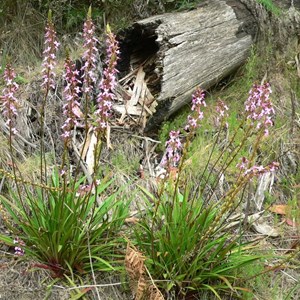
[118,0,257,130]
[239,0,300,49]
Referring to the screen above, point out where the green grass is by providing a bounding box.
[257,0,281,15]
[111,149,140,175]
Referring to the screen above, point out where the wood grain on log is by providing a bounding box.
[119,0,257,130]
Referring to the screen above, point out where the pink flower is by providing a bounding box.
[61,56,82,141]
[185,87,206,132]
[13,237,25,256]
[0,64,19,134]
[82,7,99,93]
[245,83,275,136]
[41,12,60,90]
[95,26,119,132]
[161,130,183,167]
[243,161,279,176]
[215,99,229,128]
[236,157,249,170]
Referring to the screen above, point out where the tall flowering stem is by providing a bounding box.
[61,56,82,143]
[1,64,19,135]
[185,87,206,133]
[245,83,274,137]
[245,83,275,166]
[0,64,23,204]
[82,6,99,95]
[160,87,206,180]
[81,6,99,136]
[215,99,229,128]
[40,10,59,186]
[197,99,230,199]
[206,83,276,211]
[161,130,183,170]
[41,10,60,91]
[82,25,120,228]
[205,84,275,204]
[91,25,119,177]
[70,8,100,185]
[61,55,82,174]
[95,25,119,133]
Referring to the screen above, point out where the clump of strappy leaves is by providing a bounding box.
[133,84,278,299]
[0,8,129,277]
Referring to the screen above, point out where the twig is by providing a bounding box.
[131,134,161,144]
[71,141,93,184]
[280,270,299,282]
[87,232,101,300]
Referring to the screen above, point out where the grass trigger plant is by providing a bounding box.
[0,10,129,280]
[0,6,285,299]
[95,25,119,132]
[82,6,99,95]
[1,63,19,136]
[0,63,23,205]
[133,83,279,299]
[61,53,82,142]
[40,10,60,187]
[41,11,60,91]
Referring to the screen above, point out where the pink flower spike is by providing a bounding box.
[243,161,279,177]
[185,87,206,132]
[82,6,99,93]
[160,130,183,168]
[244,83,275,134]
[41,10,59,90]
[95,25,119,133]
[215,99,229,127]
[0,64,19,135]
[61,56,82,142]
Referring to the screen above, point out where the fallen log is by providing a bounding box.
[117,0,257,130]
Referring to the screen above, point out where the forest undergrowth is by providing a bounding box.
[0,2,299,300]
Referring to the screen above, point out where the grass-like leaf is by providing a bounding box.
[133,182,262,298]
[0,168,130,277]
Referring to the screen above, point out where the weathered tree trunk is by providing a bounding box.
[239,0,300,49]
[118,0,257,130]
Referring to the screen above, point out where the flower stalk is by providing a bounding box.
[40,10,59,186]
[94,24,119,134]
[92,25,119,176]
[82,6,99,130]
[0,63,24,203]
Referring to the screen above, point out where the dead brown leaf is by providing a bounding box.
[269,204,288,215]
